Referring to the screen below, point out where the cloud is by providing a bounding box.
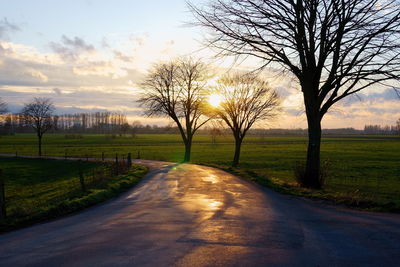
[72,60,129,79]
[0,57,52,86]
[0,18,20,39]
[0,87,143,115]
[53,87,62,96]
[28,68,48,82]
[62,36,94,51]
[284,108,303,116]
[0,41,62,65]
[341,88,400,106]
[49,35,95,60]
[113,50,134,62]
[101,37,110,48]
[130,34,148,47]
[0,40,143,87]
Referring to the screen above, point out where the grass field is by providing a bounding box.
[0,156,147,232]
[0,133,399,211]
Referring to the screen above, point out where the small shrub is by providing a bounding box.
[293,161,307,186]
[293,160,331,188]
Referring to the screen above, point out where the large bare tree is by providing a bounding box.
[215,73,279,167]
[190,0,400,188]
[22,98,55,156]
[138,58,210,162]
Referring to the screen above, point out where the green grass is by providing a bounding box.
[0,133,399,212]
[0,157,148,232]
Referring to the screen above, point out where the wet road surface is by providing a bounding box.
[0,159,399,266]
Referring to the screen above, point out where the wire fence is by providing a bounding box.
[0,153,133,220]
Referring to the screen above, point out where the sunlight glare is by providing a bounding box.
[208,94,222,107]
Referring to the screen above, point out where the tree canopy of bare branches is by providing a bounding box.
[138,58,211,162]
[190,0,400,188]
[214,73,280,166]
[22,97,55,156]
[0,98,7,114]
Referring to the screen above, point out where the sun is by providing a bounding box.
[208,94,222,107]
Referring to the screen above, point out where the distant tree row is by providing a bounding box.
[0,111,129,135]
[364,124,400,135]
[0,97,133,156]
[54,112,128,134]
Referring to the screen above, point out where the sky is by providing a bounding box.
[0,0,399,129]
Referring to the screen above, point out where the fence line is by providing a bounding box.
[0,152,134,221]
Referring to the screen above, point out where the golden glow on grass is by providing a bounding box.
[208,94,222,107]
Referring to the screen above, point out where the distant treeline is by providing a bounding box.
[363,124,399,135]
[0,112,129,135]
[0,112,399,136]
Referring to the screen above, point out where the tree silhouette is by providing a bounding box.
[397,118,400,135]
[209,125,222,145]
[190,0,400,188]
[22,98,55,156]
[138,58,210,162]
[214,73,279,167]
[0,98,7,114]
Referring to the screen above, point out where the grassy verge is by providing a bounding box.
[0,157,148,233]
[205,163,400,213]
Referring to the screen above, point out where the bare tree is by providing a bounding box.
[22,98,55,156]
[0,98,7,114]
[190,0,400,188]
[397,118,400,135]
[214,73,279,167]
[138,58,210,162]
[209,125,223,144]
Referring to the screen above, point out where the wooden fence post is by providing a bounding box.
[115,153,119,175]
[78,161,86,192]
[127,153,132,168]
[137,150,140,159]
[102,152,105,161]
[0,169,6,220]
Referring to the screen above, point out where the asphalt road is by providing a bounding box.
[0,159,399,266]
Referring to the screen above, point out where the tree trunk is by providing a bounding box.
[232,137,242,167]
[38,134,42,156]
[304,115,322,188]
[183,137,192,162]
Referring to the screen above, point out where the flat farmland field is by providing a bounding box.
[1,133,399,211]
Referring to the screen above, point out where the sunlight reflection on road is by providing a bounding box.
[201,174,219,184]
[184,194,222,210]
[181,192,222,221]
